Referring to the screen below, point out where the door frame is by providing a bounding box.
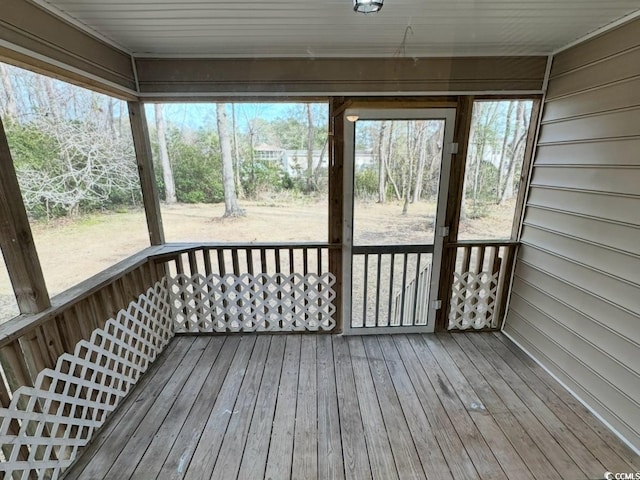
[341,107,457,334]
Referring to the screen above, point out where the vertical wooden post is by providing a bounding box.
[328,97,345,333]
[511,97,542,240]
[0,116,50,314]
[435,96,474,331]
[127,101,165,245]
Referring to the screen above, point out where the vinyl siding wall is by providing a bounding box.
[504,18,640,450]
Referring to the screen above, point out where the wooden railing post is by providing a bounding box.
[128,101,165,246]
[0,115,50,314]
[329,98,345,333]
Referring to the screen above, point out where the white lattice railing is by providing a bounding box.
[169,272,337,333]
[0,279,174,480]
[447,242,517,330]
[449,270,499,329]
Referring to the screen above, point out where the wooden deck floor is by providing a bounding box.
[65,333,640,480]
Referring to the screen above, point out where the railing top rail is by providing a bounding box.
[149,242,340,261]
[447,240,519,248]
[0,246,164,348]
[0,241,340,347]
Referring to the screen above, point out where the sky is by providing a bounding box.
[143,102,327,131]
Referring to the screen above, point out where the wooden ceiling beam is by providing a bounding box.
[0,0,137,98]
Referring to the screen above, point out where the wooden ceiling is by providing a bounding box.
[36,0,640,57]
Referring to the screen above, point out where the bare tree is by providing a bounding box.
[496,101,515,200]
[154,104,177,203]
[499,101,528,204]
[412,121,428,203]
[18,111,139,218]
[231,103,244,198]
[216,103,244,217]
[305,103,315,191]
[376,121,388,203]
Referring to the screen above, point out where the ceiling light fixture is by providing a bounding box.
[346,114,360,122]
[353,0,383,14]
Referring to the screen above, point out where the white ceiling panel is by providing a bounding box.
[38,0,640,56]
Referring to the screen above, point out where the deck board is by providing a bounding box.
[491,331,640,472]
[132,337,226,479]
[467,333,607,477]
[437,334,560,480]
[333,335,372,480]
[64,333,640,480]
[405,334,508,480]
[263,335,301,480]
[158,336,241,479]
[348,336,399,480]
[236,336,286,480]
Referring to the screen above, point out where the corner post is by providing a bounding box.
[329,97,345,333]
[128,101,165,245]
[435,96,474,332]
[0,116,50,314]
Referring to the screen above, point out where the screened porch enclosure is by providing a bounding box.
[1,1,640,478]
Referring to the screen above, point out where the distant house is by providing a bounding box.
[254,144,284,162]
[254,144,375,176]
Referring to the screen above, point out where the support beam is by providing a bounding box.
[135,57,547,97]
[128,102,165,245]
[0,116,50,313]
[435,96,474,331]
[0,0,136,97]
[328,97,345,333]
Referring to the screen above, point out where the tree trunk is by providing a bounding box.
[306,103,314,192]
[231,103,244,198]
[472,103,499,207]
[412,121,427,203]
[402,122,414,215]
[0,64,17,120]
[377,121,387,203]
[217,103,244,217]
[496,101,515,202]
[154,104,177,204]
[499,101,528,204]
[385,121,402,201]
[313,137,328,187]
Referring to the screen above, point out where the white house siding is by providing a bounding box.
[504,18,640,451]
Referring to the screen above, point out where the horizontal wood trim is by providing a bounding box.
[135,56,547,95]
[446,240,517,247]
[551,18,640,77]
[520,225,640,285]
[503,319,640,448]
[523,206,640,255]
[514,263,640,346]
[529,165,640,196]
[543,75,640,122]
[526,187,640,225]
[547,46,640,100]
[0,0,136,95]
[351,244,435,255]
[538,107,640,144]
